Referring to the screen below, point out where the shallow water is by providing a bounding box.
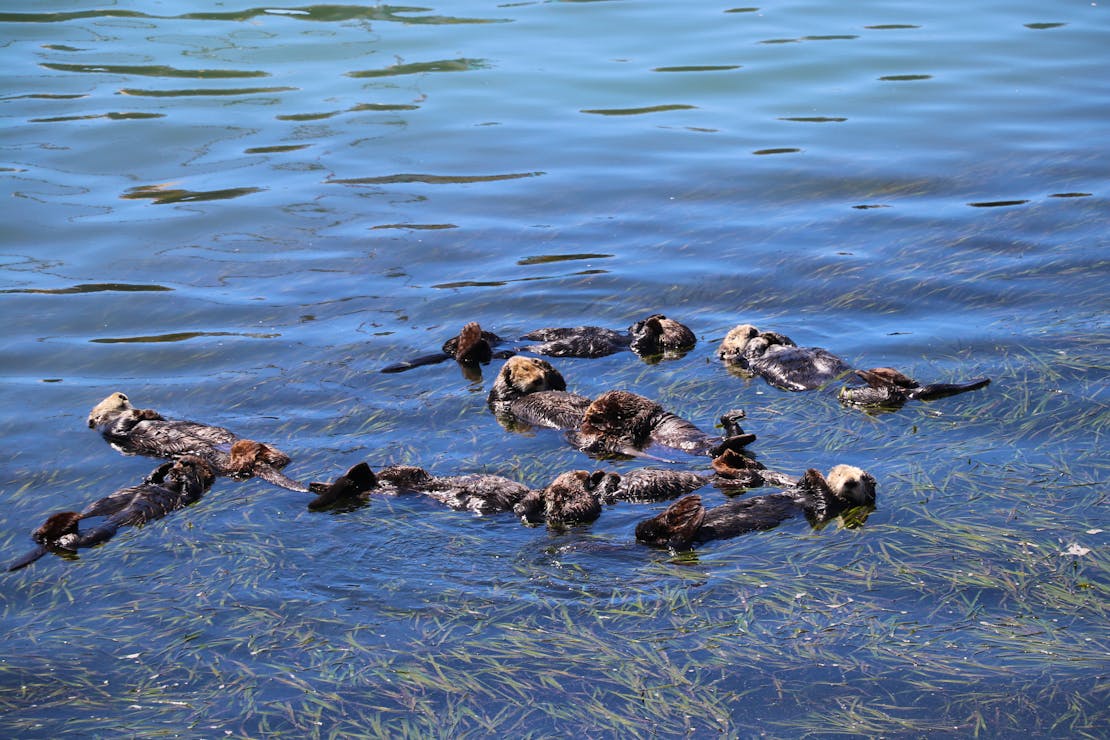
[1,0,1107,736]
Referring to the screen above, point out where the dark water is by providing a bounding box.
[2,0,1107,736]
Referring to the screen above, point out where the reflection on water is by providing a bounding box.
[0,0,1107,735]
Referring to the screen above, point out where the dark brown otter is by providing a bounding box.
[514,467,714,527]
[566,390,755,459]
[838,367,991,409]
[305,463,530,515]
[710,448,799,489]
[635,464,876,550]
[87,392,311,492]
[380,322,510,375]
[7,456,216,571]
[487,356,592,431]
[522,313,696,360]
[382,314,696,374]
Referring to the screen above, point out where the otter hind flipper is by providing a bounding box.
[307,463,377,510]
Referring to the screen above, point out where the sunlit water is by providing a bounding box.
[1,0,1107,736]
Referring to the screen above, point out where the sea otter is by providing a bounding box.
[514,468,711,527]
[717,324,852,391]
[717,323,991,404]
[87,392,311,492]
[635,464,876,550]
[304,462,530,515]
[381,314,696,373]
[521,314,696,360]
[566,390,755,459]
[6,456,216,571]
[486,356,592,430]
[838,367,992,409]
[380,322,510,376]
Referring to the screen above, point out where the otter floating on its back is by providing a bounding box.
[718,323,991,406]
[487,356,592,431]
[381,314,697,374]
[521,314,696,360]
[304,462,530,515]
[635,464,876,550]
[88,392,310,492]
[7,456,216,571]
[567,390,754,460]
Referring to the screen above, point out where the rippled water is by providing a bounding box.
[2,1,1107,736]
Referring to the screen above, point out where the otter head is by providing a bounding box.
[33,511,84,547]
[634,494,706,549]
[825,464,877,506]
[518,470,607,527]
[717,324,760,363]
[488,356,567,403]
[227,439,292,478]
[629,314,696,356]
[577,391,658,454]
[150,456,216,493]
[87,391,134,429]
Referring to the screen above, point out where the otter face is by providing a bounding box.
[87,392,134,429]
[173,455,217,491]
[542,470,604,526]
[826,464,876,506]
[491,356,567,399]
[227,439,292,477]
[629,314,696,356]
[717,324,760,362]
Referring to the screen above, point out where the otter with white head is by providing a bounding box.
[89,392,312,492]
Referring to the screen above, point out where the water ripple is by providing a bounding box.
[330,172,544,185]
[40,62,268,79]
[581,104,697,116]
[121,185,265,204]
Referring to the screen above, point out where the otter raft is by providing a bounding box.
[1,0,1105,737]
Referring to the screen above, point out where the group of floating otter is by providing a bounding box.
[7,317,990,571]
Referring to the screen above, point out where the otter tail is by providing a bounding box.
[380,353,452,374]
[6,545,49,572]
[909,377,991,401]
[254,466,311,493]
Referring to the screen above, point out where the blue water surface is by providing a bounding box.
[1,0,1107,736]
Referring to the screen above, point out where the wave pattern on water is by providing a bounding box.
[0,0,1107,736]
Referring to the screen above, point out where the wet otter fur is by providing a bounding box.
[635,464,876,550]
[522,314,696,360]
[305,463,529,515]
[838,367,991,409]
[88,392,310,492]
[7,456,216,571]
[487,356,592,430]
[382,314,696,373]
[718,324,992,404]
[567,390,755,459]
[514,468,713,527]
[380,322,509,375]
[717,324,851,391]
